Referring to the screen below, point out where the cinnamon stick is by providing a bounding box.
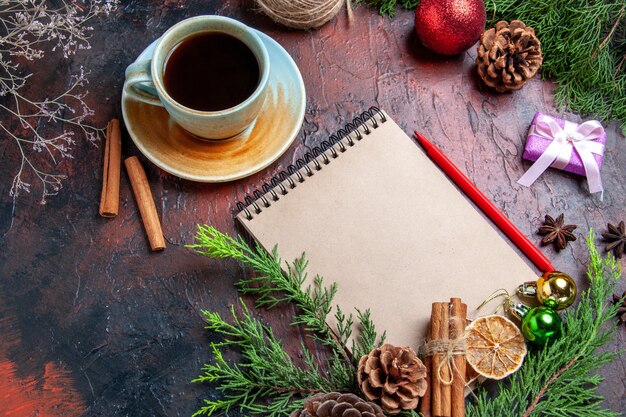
[420,306,434,417]
[124,156,166,251]
[450,298,467,417]
[99,119,122,217]
[441,303,452,417]
[431,302,451,417]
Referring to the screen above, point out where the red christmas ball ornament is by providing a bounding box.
[415,0,486,55]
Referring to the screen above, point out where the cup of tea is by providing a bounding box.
[124,15,270,139]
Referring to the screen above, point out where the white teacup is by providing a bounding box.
[124,15,270,140]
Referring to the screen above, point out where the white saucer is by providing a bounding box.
[121,30,306,182]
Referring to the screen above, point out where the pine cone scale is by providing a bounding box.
[360,379,378,400]
[399,397,418,410]
[313,400,335,417]
[380,350,394,372]
[383,381,398,394]
[369,369,385,388]
[380,394,400,411]
[509,20,525,31]
[488,46,499,60]
[354,402,376,413]
[332,403,352,416]
[398,383,423,398]
[364,355,380,373]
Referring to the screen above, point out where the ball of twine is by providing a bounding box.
[256,0,352,30]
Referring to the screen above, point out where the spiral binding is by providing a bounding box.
[236,106,387,220]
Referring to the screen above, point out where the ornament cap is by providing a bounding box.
[517,281,538,297]
[509,303,531,321]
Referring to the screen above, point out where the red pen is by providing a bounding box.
[414,132,555,273]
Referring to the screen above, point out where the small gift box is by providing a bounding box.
[518,112,606,195]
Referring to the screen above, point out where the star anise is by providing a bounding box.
[602,221,626,259]
[537,213,577,251]
[612,291,626,323]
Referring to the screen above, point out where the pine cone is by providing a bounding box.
[290,392,385,417]
[476,20,543,92]
[357,344,427,414]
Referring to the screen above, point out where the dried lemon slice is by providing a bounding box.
[465,315,527,380]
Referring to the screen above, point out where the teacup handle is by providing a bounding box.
[124,60,163,107]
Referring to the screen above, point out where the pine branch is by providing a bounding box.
[354,0,419,18]
[466,230,623,417]
[189,226,387,415]
[189,226,354,369]
[351,308,387,362]
[521,357,576,417]
[192,302,329,417]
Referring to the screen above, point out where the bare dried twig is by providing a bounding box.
[0,0,118,203]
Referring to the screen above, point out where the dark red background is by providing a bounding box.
[1,1,624,416]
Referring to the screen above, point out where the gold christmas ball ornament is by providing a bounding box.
[517,271,577,310]
[537,271,577,309]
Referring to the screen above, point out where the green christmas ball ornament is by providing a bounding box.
[511,304,562,346]
[517,271,577,310]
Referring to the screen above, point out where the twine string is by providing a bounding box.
[423,338,467,385]
[255,0,353,30]
[422,316,467,386]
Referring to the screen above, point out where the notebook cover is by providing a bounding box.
[236,112,536,349]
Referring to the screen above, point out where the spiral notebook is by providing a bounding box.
[236,108,535,348]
